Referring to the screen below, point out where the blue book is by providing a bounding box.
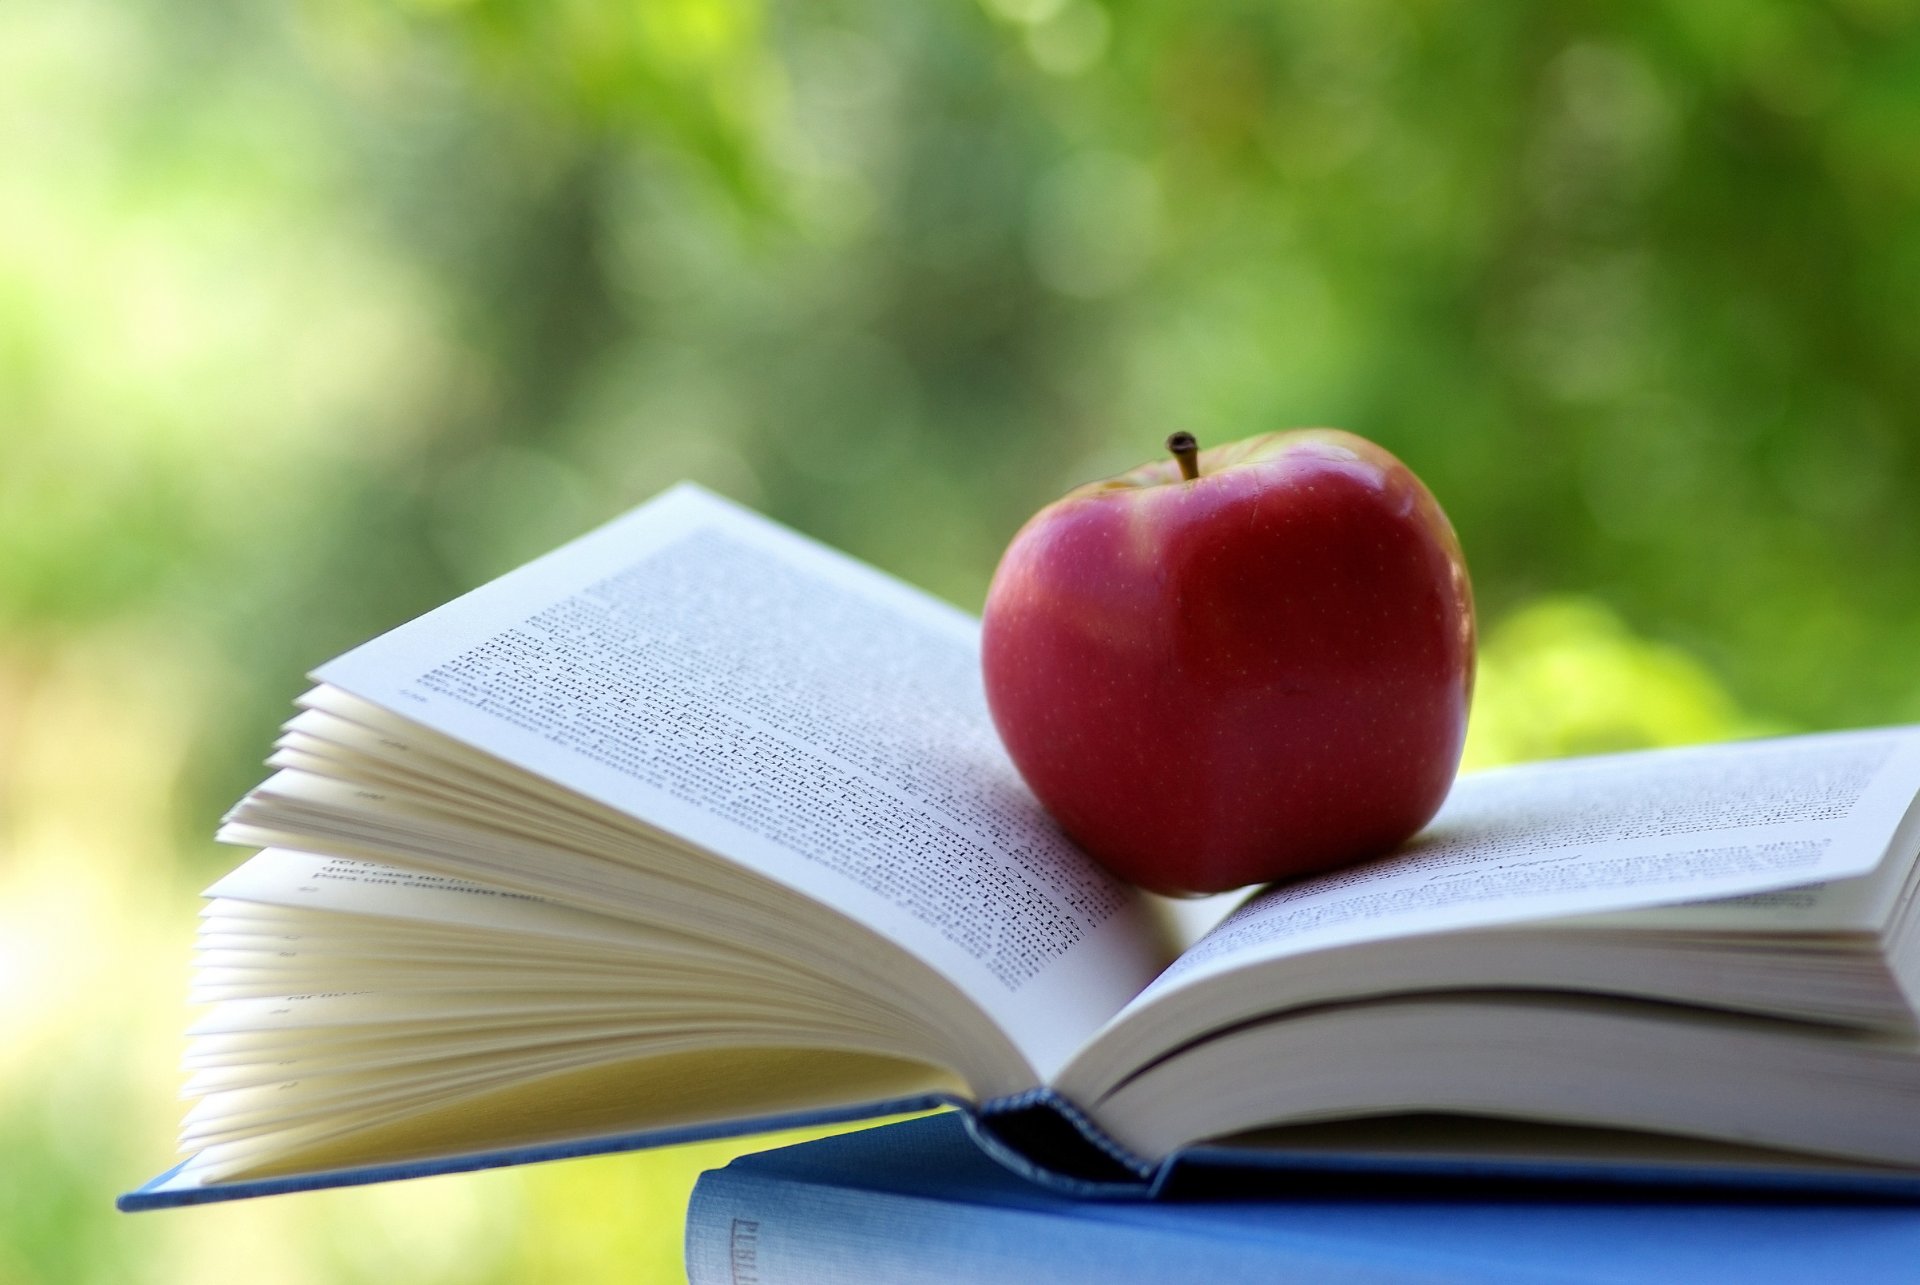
[686,1113,1920,1284]
[119,485,1920,1213]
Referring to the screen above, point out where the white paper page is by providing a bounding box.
[310,484,1165,1080]
[1134,727,1920,1006]
[206,849,670,948]
[1542,806,1920,937]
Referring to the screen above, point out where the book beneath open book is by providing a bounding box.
[685,1114,1920,1285]
[122,484,1920,1210]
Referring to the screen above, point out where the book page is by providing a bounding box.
[1134,728,1920,1005]
[205,848,677,949]
[1543,808,1920,937]
[312,484,1168,1080]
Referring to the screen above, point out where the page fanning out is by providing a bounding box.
[312,484,1169,1081]
[1132,727,1920,1006]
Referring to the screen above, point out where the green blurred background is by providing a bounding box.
[4,0,1917,1279]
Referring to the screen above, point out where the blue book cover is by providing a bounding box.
[121,1087,1920,1212]
[686,1113,1920,1284]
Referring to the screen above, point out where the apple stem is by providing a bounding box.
[1167,431,1201,481]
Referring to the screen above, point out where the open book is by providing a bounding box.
[122,484,1920,1209]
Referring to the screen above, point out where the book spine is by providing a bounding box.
[684,1168,1419,1285]
[967,1087,1156,1194]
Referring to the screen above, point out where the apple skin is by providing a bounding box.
[981,430,1475,895]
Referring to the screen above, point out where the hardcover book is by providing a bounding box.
[686,1113,1920,1284]
[121,484,1920,1210]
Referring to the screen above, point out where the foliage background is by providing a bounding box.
[3,0,1916,1279]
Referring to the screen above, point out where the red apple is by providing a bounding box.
[981,430,1474,894]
